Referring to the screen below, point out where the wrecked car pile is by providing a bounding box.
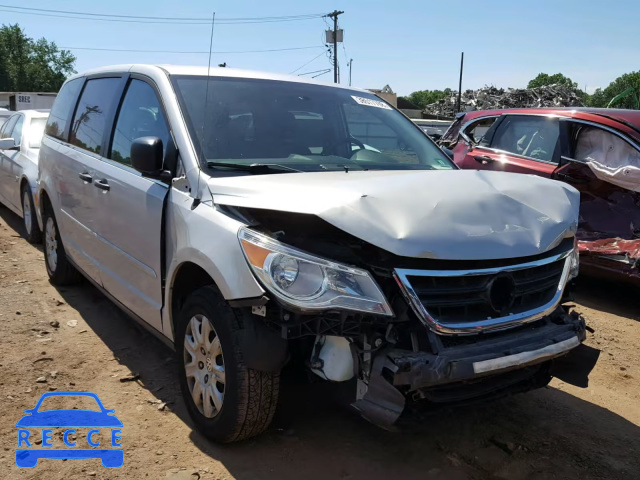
[425,84,583,117]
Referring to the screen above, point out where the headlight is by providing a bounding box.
[568,237,580,280]
[238,228,393,316]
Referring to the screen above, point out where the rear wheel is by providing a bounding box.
[43,208,80,285]
[177,286,280,443]
[21,186,41,244]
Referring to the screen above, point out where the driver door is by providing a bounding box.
[553,119,640,241]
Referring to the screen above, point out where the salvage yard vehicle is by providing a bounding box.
[0,109,49,243]
[36,65,591,443]
[440,108,640,286]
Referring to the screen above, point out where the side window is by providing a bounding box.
[11,115,24,145]
[70,78,121,155]
[463,117,498,145]
[489,115,559,162]
[1,115,18,139]
[110,79,170,166]
[45,78,83,140]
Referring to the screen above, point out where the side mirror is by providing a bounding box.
[130,137,172,183]
[131,137,163,174]
[0,138,18,150]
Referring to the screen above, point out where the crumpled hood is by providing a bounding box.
[208,170,579,260]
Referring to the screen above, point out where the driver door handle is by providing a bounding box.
[78,172,92,183]
[94,179,110,192]
[474,155,494,165]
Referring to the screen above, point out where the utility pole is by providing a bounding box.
[456,52,464,113]
[349,58,353,86]
[327,10,344,84]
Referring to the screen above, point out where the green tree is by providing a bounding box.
[586,71,640,109]
[0,24,75,92]
[403,88,453,109]
[527,72,578,89]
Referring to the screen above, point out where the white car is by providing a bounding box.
[0,109,49,242]
[36,65,590,443]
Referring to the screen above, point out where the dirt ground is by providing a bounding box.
[0,206,638,480]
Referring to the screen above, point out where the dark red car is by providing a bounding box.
[440,107,640,285]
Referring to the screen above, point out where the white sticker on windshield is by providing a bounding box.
[351,95,392,110]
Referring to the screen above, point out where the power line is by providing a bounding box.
[0,5,325,24]
[289,49,330,74]
[298,68,331,77]
[59,45,326,54]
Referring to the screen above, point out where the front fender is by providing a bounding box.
[162,193,264,342]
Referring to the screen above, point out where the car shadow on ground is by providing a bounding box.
[51,279,640,480]
[574,276,640,322]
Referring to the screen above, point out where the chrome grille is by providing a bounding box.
[394,250,572,335]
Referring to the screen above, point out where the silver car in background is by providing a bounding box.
[0,109,49,242]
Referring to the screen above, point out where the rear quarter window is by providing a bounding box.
[45,77,83,141]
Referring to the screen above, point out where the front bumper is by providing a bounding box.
[391,310,585,390]
[353,307,588,427]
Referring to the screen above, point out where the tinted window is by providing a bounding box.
[29,117,48,148]
[11,115,24,144]
[45,77,82,140]
[172,76,453,173]
[490,115,559,162]
[70,78,121,155]
[1,114,18,139]
[110,79,170,166]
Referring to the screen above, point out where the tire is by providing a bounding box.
[21,185,41,244]
[176,285,280,443]
[42,207,81,285]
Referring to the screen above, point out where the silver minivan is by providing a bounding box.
[37,65,591,443]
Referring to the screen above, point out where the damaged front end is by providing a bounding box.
[225,203,593,429]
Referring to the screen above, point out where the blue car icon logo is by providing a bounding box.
[15,391,123,468]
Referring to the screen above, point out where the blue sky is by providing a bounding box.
[3,0,639,95]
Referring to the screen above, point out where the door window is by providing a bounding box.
[45,77,83,141]
[1,115,18,139]
[70,78,121,155]
[489,115,559,162]
[110,79,170,166]
[11,115,24,145]
[464,117,498,145]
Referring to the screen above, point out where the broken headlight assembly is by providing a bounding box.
[238,227,393,316]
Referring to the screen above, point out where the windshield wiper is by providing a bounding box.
[206,162,302,174]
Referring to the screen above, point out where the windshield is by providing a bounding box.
[29,117,47,148]
[171,75,454,174]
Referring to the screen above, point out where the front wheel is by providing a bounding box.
[21,186,41,244]
[42,208,81,285]
[177,286,280,443]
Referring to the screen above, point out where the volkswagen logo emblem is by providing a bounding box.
[487,274,516,314]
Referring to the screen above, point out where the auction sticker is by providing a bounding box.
[351,95,392,110]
